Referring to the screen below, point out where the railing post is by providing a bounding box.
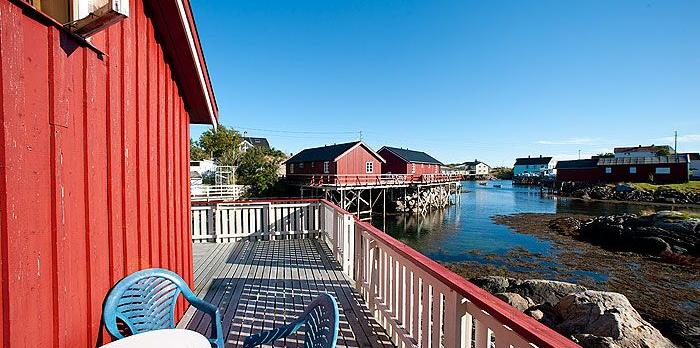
[343,213,355,276]
[262,202,270,234]
[209,203,219,242]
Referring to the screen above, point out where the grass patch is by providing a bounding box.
[631,181,700,193]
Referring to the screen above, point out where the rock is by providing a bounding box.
[650,319,700,348]
[495,292,534,311]
[615,183,635,192]
[510,279,588,306]
[635,236,671,255]
[470,276,514,294]
[554,290,674,348]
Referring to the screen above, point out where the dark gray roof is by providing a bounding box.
[243,137,270,149]
[463,160,488,167]
[555,159,598,169]
[515,156,553,165]
[286,141,366,164]
[597,155,687,166]
[380,146,443,165]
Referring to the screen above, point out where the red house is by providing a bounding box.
[555,159,602,183]
[597,156,689,184]
[378,146,443,177]
[286,141,385,185]
[556,156,689,184]
[0,1,217,347]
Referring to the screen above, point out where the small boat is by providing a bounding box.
[493,184,502,188]
[478,182,487,186]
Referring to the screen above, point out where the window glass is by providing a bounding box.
[323,161,329,174]
[411,163,416,174]
[655,167,670,174]
[605,167,612,174]
[629,167,637,174]
[290,164,294,174]
[366,161,374,173]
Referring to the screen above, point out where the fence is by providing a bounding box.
[190,199,579,348]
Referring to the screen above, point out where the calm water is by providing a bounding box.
[377,180,696,265]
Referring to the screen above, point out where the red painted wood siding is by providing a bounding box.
[378,148,440,176]
[0,1,194,347]
[599,163,688,184]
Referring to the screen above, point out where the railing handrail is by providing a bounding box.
[346,207,579,348]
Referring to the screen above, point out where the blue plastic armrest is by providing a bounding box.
[182,289,224,348]
[242,319,305,348]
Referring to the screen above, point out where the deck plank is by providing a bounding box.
[180,238,395,348]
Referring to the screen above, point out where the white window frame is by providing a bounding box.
[366,161,374,174]
[411,163,416,174]
[323,161,329,174]
[655,167,670,174]
[629,167,637,174]
[605,167,612,174]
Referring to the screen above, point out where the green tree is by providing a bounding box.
[657,147,671,156]
[235,147,287,196]
[194,125,242,166]
[596,153,614,158]
[491,167,514,180]
[190,139,208,161]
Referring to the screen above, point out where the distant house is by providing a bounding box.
[463,160,491,176]
[441,164,467,175]
[377,146,443,176]
[680,153,700,179]
[241,137,270,152]
[597,155,688,184]
[555,159,601,183]
[190,159,217,175]
[514,156,556,176]
[613,145,673,158]
[286,141,385,184]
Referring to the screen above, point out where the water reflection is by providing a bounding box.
[376,180,694,263]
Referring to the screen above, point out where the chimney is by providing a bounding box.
[539,154,542,158]
[528,155,531,158]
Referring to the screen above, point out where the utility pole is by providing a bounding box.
[674,130,678,155]
[578,149,581,160]
[674,130,678,163]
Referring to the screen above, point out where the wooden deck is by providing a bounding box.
[179,238,395,348]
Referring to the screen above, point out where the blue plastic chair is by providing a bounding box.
[243,293,339,348]
[103,268,224,348]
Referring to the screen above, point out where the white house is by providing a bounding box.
[190,159,217,185]
[613,145,673,158]
[463,160,491,176]
[514,156,556,176]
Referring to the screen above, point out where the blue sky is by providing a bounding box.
[189,0,699,166]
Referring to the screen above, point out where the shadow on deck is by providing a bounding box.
[179,238,395,348]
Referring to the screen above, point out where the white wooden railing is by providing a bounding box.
[190,199,579,348]
[191,184,248,201]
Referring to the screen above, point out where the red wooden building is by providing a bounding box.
[556,156,689,184]
[0,1,217,347]
[555,159,602,183]
[378,146,443,177]
[285,141,385,185]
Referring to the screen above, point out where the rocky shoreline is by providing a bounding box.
[444,211,699,347]
[559,182,700,205]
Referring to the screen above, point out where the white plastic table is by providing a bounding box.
[100,329,211,348]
